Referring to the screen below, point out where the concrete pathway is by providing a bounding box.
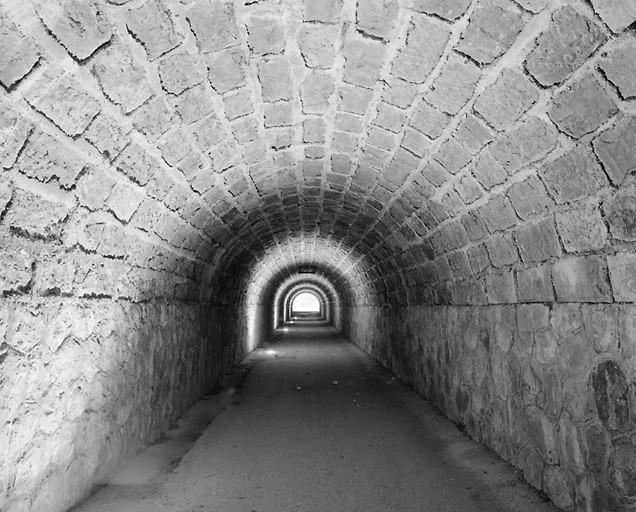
[76,325,557,512]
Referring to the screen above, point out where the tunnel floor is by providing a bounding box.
[75,325,558,512]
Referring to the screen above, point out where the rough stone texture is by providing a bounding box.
[590,0,636,33]
[37,0,112,61]
[456,0,524,64]
[0,15,40,89]
[1,0,635,510]
[549,74,617,139]
[525,7,607,86]
[593,117,636,185]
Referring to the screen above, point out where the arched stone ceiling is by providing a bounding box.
[1,0,634,306]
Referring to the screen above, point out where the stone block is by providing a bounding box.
[461,211,487,242]
[304,0,343,22]
[6,188,70,241]
[247,14,285,55]
[158,127,193,166]
[516,265,553,302]
[401,128,432,157]
[479,194,517,233]
[303,118,326,144]
[468,244,490,273]
[487,269,517,304]
[158,51,205,95]
[206,47,247,94]
[264,102,293,128]
[471,152,507,190]
[608,254,636,302]
[540,146,606,204]
[231,116,258,144]
[356,0,398,40]
[114,143,157,185]
[173,83,215,124]
[107,182,145,223]
[517,304,550,333]
[37,1,111,61]
[76,168,116,210]
[23,68,100,137]
[382,78,418,109]
[549,74,617,139]
[447,250,472,279]
[374,103,406,134]
[590,0,636,33]
[187,1,238,53]
[0,243,33,293]
[486,233,518,268]
[455,175,483,205]
[604,186,636,241]
[433,138,472,175]
[427,53,481,115]
[301,71,334,114]
[83,112,130,161]
[412,0,471,20]
[33,256,76,296]
[392,15,449,84]
[409,101,451,139]
[0,103,33,169]
[474,68,539,131]
[127,0,182,60]
[552,256,612,302]
[456,0,523,64]
[18,132,88,190]
[515,217,561,263]
[343,39,385,88]
[581,304,618,354]
[488,116,558,175]
[555,204,607,252]
[223,88,254,121]
[130,96,175,142]
[525,7,606,86]
[298,24,337,69]
[455,114,493,154]
[599,40,636,99]
[259,56,293,102]
[338,85,374,115]
[0,15,40,89]
[593,117,636,185]
[92,44,153,113]
[507,175,552,220]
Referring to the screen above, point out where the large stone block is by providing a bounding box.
[486,269,517,304]
[338,85,374,115]
[507,175,552,221]
[107,182,145,223]
[343,39,385,89]
[552,256,612,302]
[608,254,636,302]
[37,1,111,61]
[298,24,337,69]
[427,54,481,115]
[0,103,32,169]
[187,1,238,53]
[456,0,523,64]
[304,0,343,22]
[409,101,451,139]
[114,143,157,185]
[83,112,130,161]
[525,7,606,86]
[206,47,246,95]
[259,56,293,102]
[75,168,116,210]
[356,0,398,40]
[555,204,607,252]
[247,14,285,55]
[374,103,407,134]
[433,138,472,175]
[515,217,561,263]
[471,153,507,190]
[516,265,553,302]
[223,88,254,120]
[540,146,606,204]
[301,71,334,114]
[593,117,636,185]
[549,74,617,139]
[412,0,471,20]
[486,233,519,268]
[590,0,636,33]
[92,44,153,113]
[158,51,205,95]
[474,68,538,131]
[18,132,88,189]
[23,68,100,137]
[127,0,182,60]
[479,194,517,233]
[455,114,493,154]
[5,188,70,241]
[0,242,33,294]
[173,83,215,124]
[455,175,483,205]
[599,40,636,100]
[581,304,619,354]
[130,96,175,142]
[0,14,40,89]
[604,186,636,241]
[487,116,558,175]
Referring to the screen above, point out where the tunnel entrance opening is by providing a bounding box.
[289,290,323,322]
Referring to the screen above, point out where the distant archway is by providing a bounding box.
[291,291,321,313]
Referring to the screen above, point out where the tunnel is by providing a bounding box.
[0,0,635,510]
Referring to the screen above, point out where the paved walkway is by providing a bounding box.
[76,325,557,512]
